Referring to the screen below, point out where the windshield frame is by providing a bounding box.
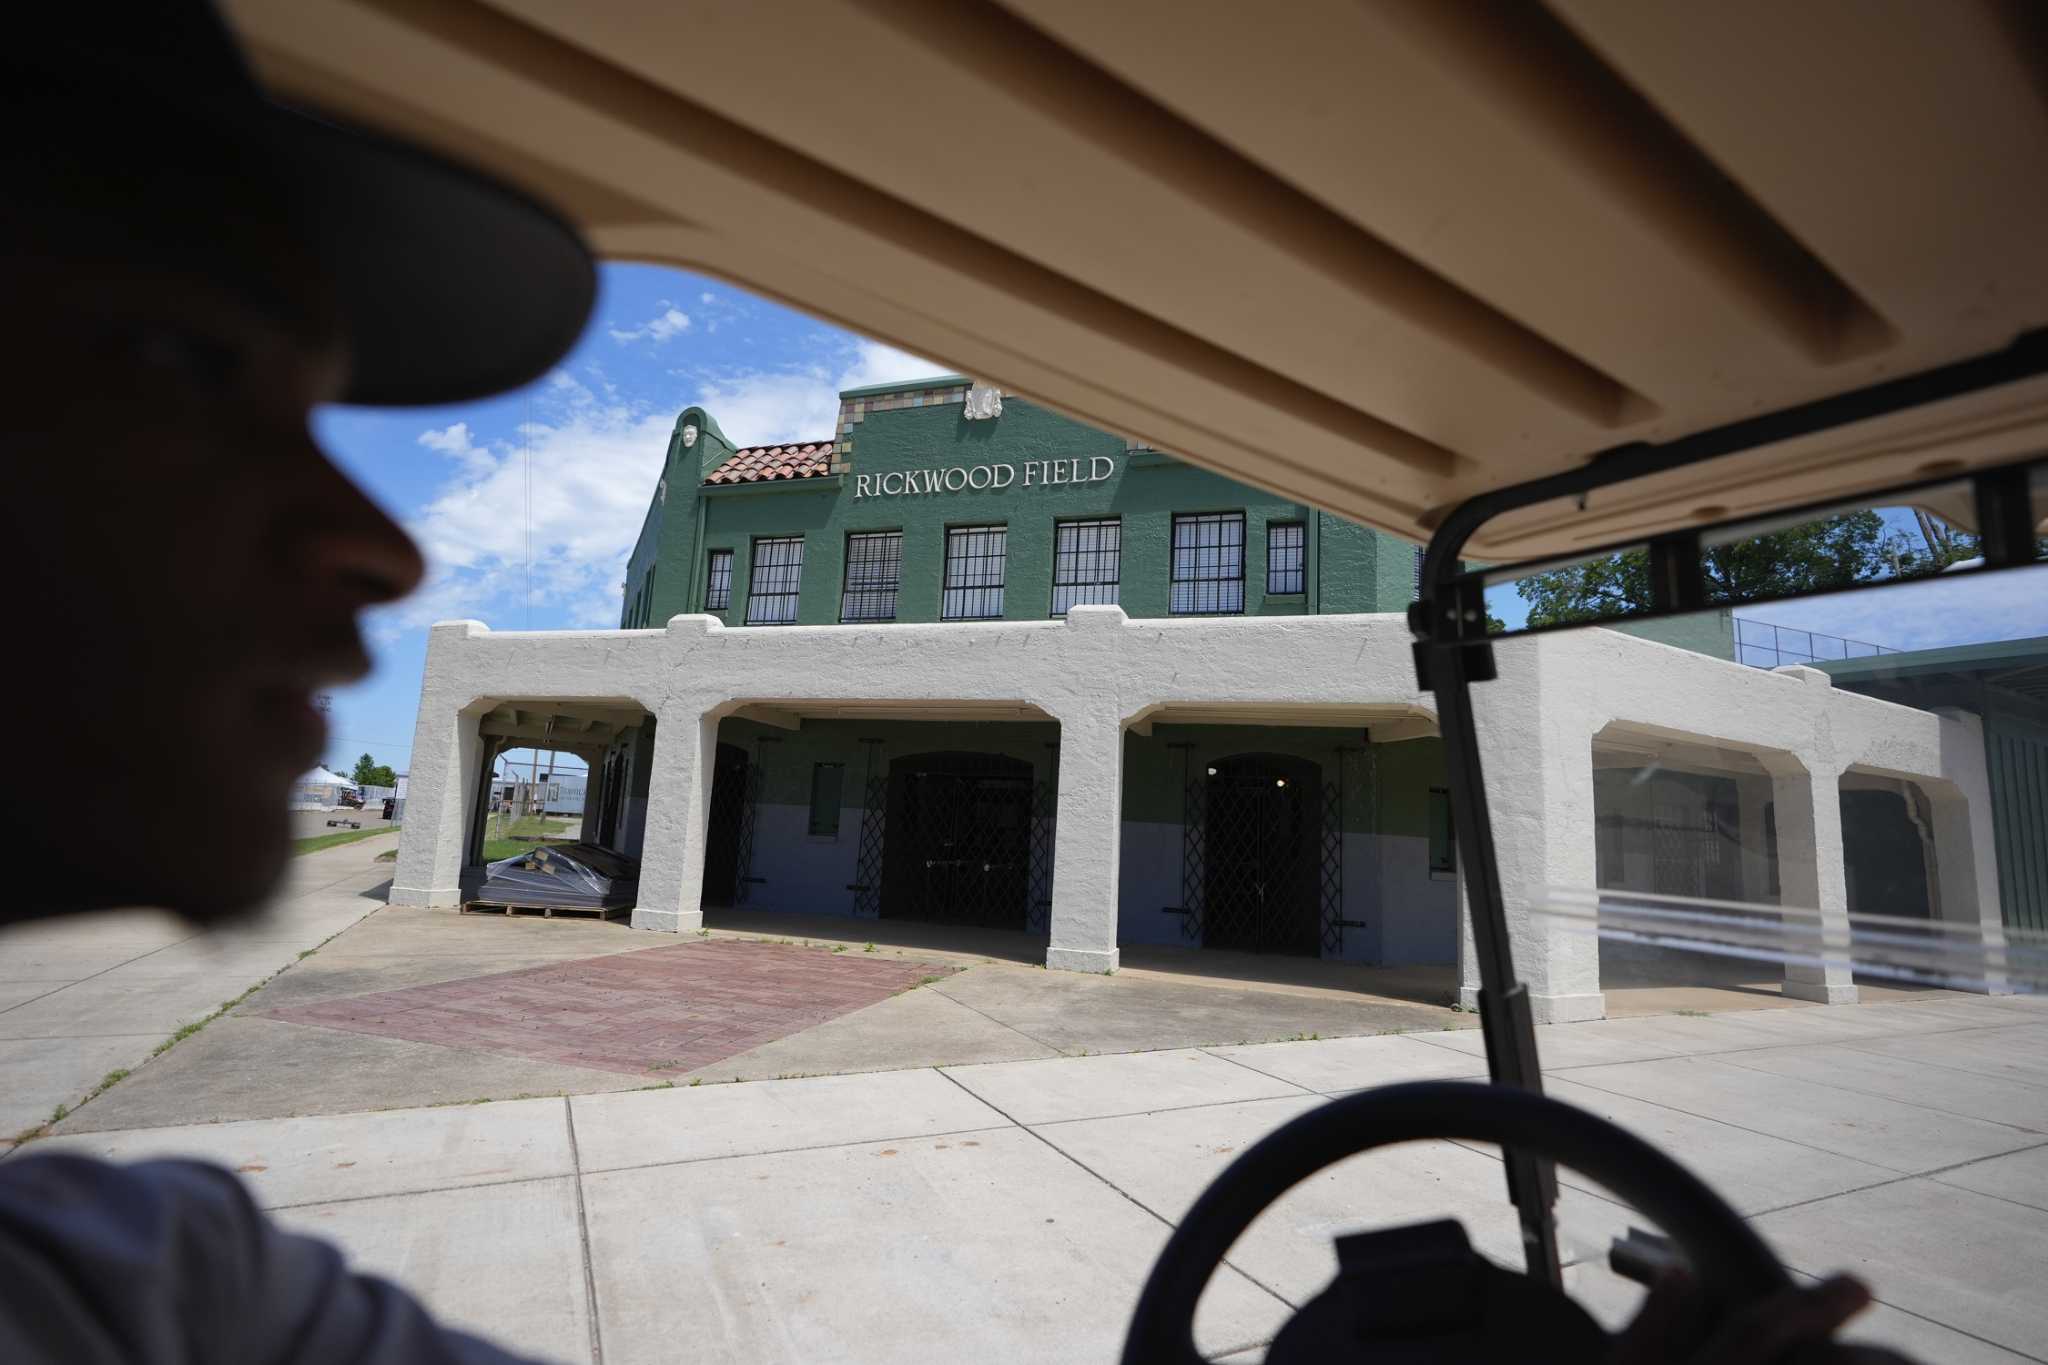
[1410,327,2048,1286]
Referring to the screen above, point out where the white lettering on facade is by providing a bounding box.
[852,455,1118,499]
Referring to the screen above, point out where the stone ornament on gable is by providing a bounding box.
[963,383,1002,420]
[681,422,699,448]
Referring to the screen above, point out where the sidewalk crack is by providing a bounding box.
[564,1098,606,1365]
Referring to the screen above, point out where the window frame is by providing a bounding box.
[1265,520,1306,596]
[808,762,844,836]
[941,524,1008,621]
[839,529,904,623]
[1428,786,1457,877]
[704,548,734,612]
[743,535,805,625]
[1169,510,1247,616]
[1050,517,1122,615]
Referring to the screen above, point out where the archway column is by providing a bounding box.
[1767,757,1856,1004]
[1930,710,2012,993]
[1044,697,1125,973]
[1463,637,1603,1022]
[392,625,498,908]
[630,695,723,934]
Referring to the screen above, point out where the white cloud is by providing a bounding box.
[391,339,952,637]
[687,339,948,447]
[416,421,494,478]
[396,373,673,632]
[608,307,692,345]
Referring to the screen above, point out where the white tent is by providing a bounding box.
[290,766,360,810]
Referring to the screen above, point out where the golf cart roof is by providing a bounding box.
[229,1,2048,558]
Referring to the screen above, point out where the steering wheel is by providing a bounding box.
[1122,1080,1791,1363]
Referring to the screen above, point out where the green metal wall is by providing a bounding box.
[626,392,1419,628]
[1988,703,2048,933]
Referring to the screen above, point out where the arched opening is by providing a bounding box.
[1203,752,1323,954]
[701,742,751,906]
[881,751,1033,929]
[1841,787,1934,921]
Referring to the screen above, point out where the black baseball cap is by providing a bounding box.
[7,2,596,407]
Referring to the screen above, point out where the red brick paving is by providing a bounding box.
[259,940,954,1079]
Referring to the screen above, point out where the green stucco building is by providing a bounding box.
[610,377,1458,963]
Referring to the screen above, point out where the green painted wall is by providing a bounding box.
[626,391,1421,628]
[714,715,1441,841]
[1121,725,1442,836]
[716,716,1062,802]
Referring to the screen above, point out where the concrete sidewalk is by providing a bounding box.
[0,839,397,1140]
[21,992,2048,1363]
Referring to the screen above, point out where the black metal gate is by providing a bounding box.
[849,773,887,919]
[701,743,750,906]
[1320,776,1345,955]
[1188,755,1324,955]
[1026,780,1055,933]
[880,753,1033,929]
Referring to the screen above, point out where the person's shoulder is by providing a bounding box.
[0,1152,273,1362]
[0,1153,544,1364]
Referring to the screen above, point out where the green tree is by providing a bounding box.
[1516,511,1894,627]
[351,753,398,788]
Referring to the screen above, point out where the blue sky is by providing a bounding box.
[315,261,943,779]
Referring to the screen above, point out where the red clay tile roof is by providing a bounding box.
[703,441,836,485]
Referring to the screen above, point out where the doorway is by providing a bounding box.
[881,751,1033,929]
[701,742,750,906]
[1203,753,1322,954]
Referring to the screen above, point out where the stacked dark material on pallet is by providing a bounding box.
[466,842,640,912]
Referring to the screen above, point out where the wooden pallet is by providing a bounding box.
[461,900,629,921]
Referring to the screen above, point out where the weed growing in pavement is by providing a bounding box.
[864,942,876,953]
[832,944,847,953]
[49,1104,67,1124]
[1675,1008,1710,1017]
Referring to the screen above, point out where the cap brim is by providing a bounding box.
[263,103,596,408]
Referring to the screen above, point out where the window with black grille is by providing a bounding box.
[1170,512,1245,614]
[1412,545,1424,599]
[942,525,1007,620]
[1266,521,1305,595]
[704,549,733,611]
[1051,518,1120,614]
[840,531,903,622]
[744,536,804,624]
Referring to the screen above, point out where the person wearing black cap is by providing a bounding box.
[0,4,590,1360]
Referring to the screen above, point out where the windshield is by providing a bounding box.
[1469,551,2048,1355]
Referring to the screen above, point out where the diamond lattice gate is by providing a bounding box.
[879,756,1035,930]
[848,774,887,919]
[1182,755,1326,955]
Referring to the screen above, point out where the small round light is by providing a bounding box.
[1206,767,1218,776]
[1275,778,1287,788]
